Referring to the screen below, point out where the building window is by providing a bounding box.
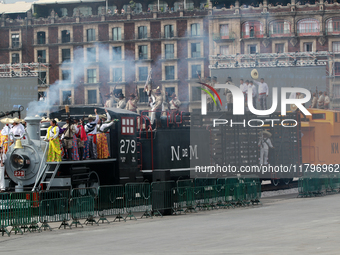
[220,24,229,38]
[11,34,20,48]
[37,50,46,63]
[333,84,340,98]
[11,53,19,64]
[37,31,46,44]
[191,65,201,79]
[191,23,200,36]
[191,86,201,101]
[112,27,122,41]
[165,66,175,80]
[335,62,340,76]
[61,30,71,43]
[191,43,201,58]
[112,46,122,60]
[269,20,290,36]
[248,44,257,54]
[62,91,72,105]
[87,29,96,42]
[138,26,147,39]
[138,45,148,60]
[333,42,340,53]
[112,68,122,82]
[165,87,175,97]
[62,49,71,62]
[304,42,313,52]
[62,70,71,81]
[327,18,340,35]
[139,88,148,103]
[87,47,96,62]
[38,71,47,85]
[242,21,264,38]
[275,43,284,53]
[164,25,174,38]
[87,69,97,83]
[220,45,229,55]
[139,67,148,81]
[165,44,174,59]
[88,89,97,104]
[297,18,320,35]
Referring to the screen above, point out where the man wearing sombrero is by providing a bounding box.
[126,87,139,113]
[9,117,26,141]
[0,118,13,153]
[97,109,117,159]
[62,117,79,161]
[258,130,274,165]
[114,93,126,109]
[169,92,181,123]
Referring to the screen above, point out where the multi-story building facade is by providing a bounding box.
[1,0,340,110]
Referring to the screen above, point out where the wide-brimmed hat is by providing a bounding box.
[99,114,107,119]
[170,93,176,98]
[12,117,22,124]
[251,69,259,80]
[88,114,95,119]
[118,93,125,98]
[105,93,112,98]
[260,130,272,137]
[130,93,136,98]
[1,118,13,124]
[41,117,51,122]
[54,118,61,123]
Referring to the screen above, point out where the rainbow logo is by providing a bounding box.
[198,82,223,107]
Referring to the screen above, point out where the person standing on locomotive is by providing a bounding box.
[75,119,86,160]
[126,87,139,113]
[253,78,269,110]
[169,93,181,123]
[324,91,330,109]
[311,92,318,108]
[258,130,274,165]
[79,119,89,160]
[0,118,12,153]
[104,92,114,108]
[0,146,7,192]
[250,80,257,109]
[150,88,163,129]
[96,109,116,159]
[62,117,79,161]
[224,77,234,112]
[85,109,99,159]
[44,120,62,162]
[114,93,127,109]
[318,91,325,109]
[9,118,26,141]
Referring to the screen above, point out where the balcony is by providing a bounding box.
[326,29,340,35]
[269,30,292,37]
[10,42,22,49]
[213,33,235,42]
[160,31,178,39]
[297,29,320,36]
[242,31,264,39]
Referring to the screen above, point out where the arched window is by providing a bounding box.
[269,20,291,36]
[242,21,263,38]
[326,18,340,35]
[297,18,319,35]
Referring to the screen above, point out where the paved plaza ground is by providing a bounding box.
[1,192,340,254]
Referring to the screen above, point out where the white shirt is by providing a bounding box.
[44,126,59,140]
[0,153,7,168]
[258,137,273,150]
[10,123,25,139]
[85,115,99,135]
[1,125,10,136]
[289,92,296,99]
[251,84,257,98]
[254,81,269,95]
[99,113,114,132]
[240,83,247,94]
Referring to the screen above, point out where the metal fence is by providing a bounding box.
[298,173,340,197]
[0,177,262,237]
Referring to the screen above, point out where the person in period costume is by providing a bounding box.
[44,120,62,162]
[0,118,13,153]
[9,118,26,141]
[258,130,274,165]
[114,93,127,109]
[224,77,234,112]
[75,119,87,160]
[253,78,269,110]
[150,87,163,129]
[62,117,79,161]
[318,91,324,109]
[0,146,7,192]
[324,91,330,109]
[104,92,114,108]
[169,93,181,123]
[249,80,257,109]
[96,109,117,159]
[79,119,89,160]
[311,92,318,108]
[126,87,139,113]
[85,109,99,159]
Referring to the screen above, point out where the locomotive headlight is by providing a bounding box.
[10,154,31,170]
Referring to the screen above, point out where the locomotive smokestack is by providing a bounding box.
[24,116,42,141]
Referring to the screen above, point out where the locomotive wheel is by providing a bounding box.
[271,179,280,186]
[87,171,100,193]
[283,178,293,185]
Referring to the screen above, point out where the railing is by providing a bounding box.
[241,31,264,38]
[326,29,340,35]
[297,29,320,35]
[269,30,291,37]
[213,33,235,40]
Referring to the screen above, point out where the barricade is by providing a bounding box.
[176,179,193,188]
[194,185,218,210]
[97,185,125,223]
[151,181,175,216]
[195,178,216,187]
[39,190,70,230]
[0,193,10,236]
[172,187,196,213]
[125,183,152,220]
[70,187,97,227]
[245,181,261,205]
[9,192,40,234]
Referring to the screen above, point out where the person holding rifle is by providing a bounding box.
[126,86,139,113]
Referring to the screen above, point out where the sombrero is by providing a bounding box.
[12,117,22,124]
[54,118,61,123]
[130,93,136,98]
[99,114,107,119]
[1,118,13,124]
[41,117,51,122]
[251,69,259,80]
[260,130,272,137]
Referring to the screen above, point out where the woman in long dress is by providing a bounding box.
[45,120,62,162]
